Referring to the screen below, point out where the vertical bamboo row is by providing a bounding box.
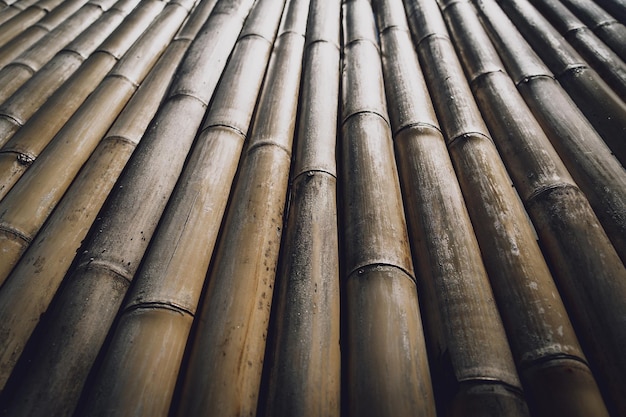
[339,1,436,416]
[0,1,256,414]
[261,0,341,415]
[377,0,537,415]
[0,0,39,25]
[440,1,624,415]
[496,0,626,165]
[0,0,65,47]
[74,1,286,415]
[173,1,309,415]
[405,0,604,416]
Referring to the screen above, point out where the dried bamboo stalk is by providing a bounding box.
[593,0,626,25]
[261,1,340,416]
[0,1,255,414]
[339,1,436,416]
[75,2,285,416]
[375,1,528,416]
[0,0,141,105]
[0,0,38,25]
[405,1,603,415]
[174,1,309,415]
[474,0,626,268]
[0,0,65,47]
[497,0,626,165]
[441,2,623,415]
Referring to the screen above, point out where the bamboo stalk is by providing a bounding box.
[592,0,626,25]
[0,0,141,105]
[338,1,436,416]
[0,0,38,25]
[0,0,65,47]
[496,0,626,166]
[261,1,341,416]
[74,2,285,416]
[441,2,623,415]
[384,0,538,415]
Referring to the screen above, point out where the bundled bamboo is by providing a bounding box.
[0,0,65,47]
[338,1,436,416]
[0,2,264,416]
[496,0,626,165]
[0,0,141,105]
[440,1,623,415]
[74,1,285,416]
[375,0,528,416]
[559,0,626,61]
[261,1,340,416]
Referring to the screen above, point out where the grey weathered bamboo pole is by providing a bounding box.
[75,1,286,416]
[496,0,626,165]
[375,0,528,416]
[0,1,254,414]
[174,1,309,415]
[440,1,624,415]
[405,0,604,415]
[560,0,626,60]
[0,0,66,47]
[593,0,626,25]
[339,1,436,416]
[261,0,340,415]
[474,0,626,269]
[0,0,90,69]
[0,0,38,25]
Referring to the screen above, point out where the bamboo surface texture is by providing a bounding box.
[0,0,625,415]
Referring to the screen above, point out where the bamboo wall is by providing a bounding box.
[0,0,624,415]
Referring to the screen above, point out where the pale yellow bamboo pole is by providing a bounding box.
[405,0,605,416]
[0,0,141,105]
[560,0,626,61]
[0,0,193,283]
[261,0,341,415]
[0,0,216,399]
[496,0,626,165]
[0,0,91,69]
[338,1,437,416]
[375,0,531,415]
[441,2,622,415]
[77,3,286,415]
[0,0,66,47]
[0,1,255,414]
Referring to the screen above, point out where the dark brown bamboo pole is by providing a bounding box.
[0,0,38,25]
[0,0,196,284]
[0,0,141,105]
[474,0,626,268]
[339,1,437,416]
[441,2,624,415]
[405,0,604,415]
[374,0,528,416]
[0,1,255,414]
[74,2,286,416]
[173,1,309,415]
[559,0,626,61]
[0,0,65,47]
[0,0,91,69]
[496,0,626,166]
[261,0,341,416]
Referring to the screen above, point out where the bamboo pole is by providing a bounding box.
[377,1,537,416]
[592,0,626,25]
[0,1,255,414]
[338,1,436,416]
[0,0,38,25]
[75,2,285,416]
[474,0,626,263]
[0,0,65,47]
[496,0,626,166]
[405,1,604,415]
[261,0,341,416]
[441,1,624,415]
[173,1,310,415]
[559,0,626,61]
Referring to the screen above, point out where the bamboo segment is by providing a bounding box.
[0,0,165,149]
[339,1,436,416]
[0,0,65,47]
[497,0,626,165]
[262,1,341,416]
[76,3,284,417]
[593,0,626,25]
[0,0,38,25]
[381,1,532,416]
[441,2,621,415]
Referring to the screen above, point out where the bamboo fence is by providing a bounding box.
[0,0,624,415]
